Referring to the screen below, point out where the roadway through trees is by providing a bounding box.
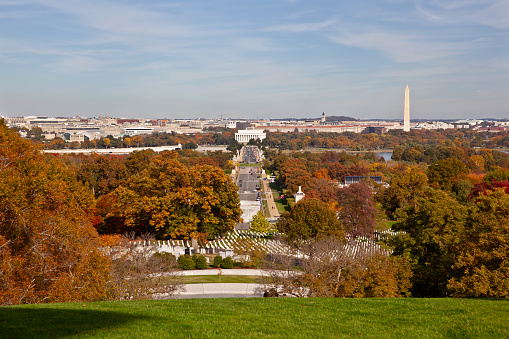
[235,146,279,229]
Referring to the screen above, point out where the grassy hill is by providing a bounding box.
[2,298,508,338]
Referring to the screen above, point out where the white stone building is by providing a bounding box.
[235,129,266,143]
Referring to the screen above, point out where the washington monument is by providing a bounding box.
[403,85,410,132]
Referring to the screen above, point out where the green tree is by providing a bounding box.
[194,255,208,270]
[213,255,223,268]
[182,141,198,150]
[178,254,196,270]
[426,158,468,191]
[392,187,467,297]
[221,257,234,269]
[250,210,271,233]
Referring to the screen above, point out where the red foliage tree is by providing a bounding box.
[337,182,379,238]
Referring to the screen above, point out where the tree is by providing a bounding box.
[277,198,344,242]
[103,137,111,148]
[182,141,198,150]
[336,182,378,237]
[427,158,468,191]
[0,121,110,305]
[469,180,509,199]
[392,187,467,297]
[376,166,428,218]
[106,236,183,299]
[260,237,412,298]
[178,254,196,270]
[221,257,234,269]
[107,156,242,239]
[250,210,271,233]
[194,255,208,269]
[213,255,223,268]
[448,189,509,297]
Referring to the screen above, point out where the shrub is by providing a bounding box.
[213,255,223,268]
[178,254,196,270]
[221,257,234,269]
[195,255,208,270]
[151,252,177,271]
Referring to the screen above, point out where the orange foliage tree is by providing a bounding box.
[104,154,241,239]
[0,122,110,305]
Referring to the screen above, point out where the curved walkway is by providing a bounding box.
[179,269,264,276]
[177,269,265,298]
[179,283,263,298]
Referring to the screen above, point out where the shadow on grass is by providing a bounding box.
[0,307,153,339]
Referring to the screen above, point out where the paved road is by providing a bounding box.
[237,166,261,202]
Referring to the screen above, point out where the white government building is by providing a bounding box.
[234,129,266,143]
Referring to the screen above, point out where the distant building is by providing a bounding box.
[236,122,253,130]
[343,176,383,186]
[362,126,387,134]
[235,129,266,143]
[123,127,154,136]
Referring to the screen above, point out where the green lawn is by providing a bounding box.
[181,275,259,284]
[377,220,397,231]
[2,298,508,338]
[274,198,290,214]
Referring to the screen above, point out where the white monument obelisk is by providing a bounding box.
[403,85,410,132]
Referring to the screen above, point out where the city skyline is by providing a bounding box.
[0,1,508,120]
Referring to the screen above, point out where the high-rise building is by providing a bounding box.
[404,85,410,132]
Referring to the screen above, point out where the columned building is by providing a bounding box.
[234,129,266,143]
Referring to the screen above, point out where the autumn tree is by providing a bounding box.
[73,153,129,198]
[261,237,412,298]
[277,198,344,242]
[394,185,509,298]
[106,155,241,239]
[376,166,428,218]
[336,182,378,237]
[448,189,509,297]
[0,121,110,305]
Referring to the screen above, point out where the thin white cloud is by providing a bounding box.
[415,0,509,28]
[29,0,191,37]
[476,0,509,28]
[265,20,335,33]
[330,29,467,63]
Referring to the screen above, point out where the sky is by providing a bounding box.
[0,0,508,120]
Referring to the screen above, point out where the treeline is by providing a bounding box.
[261,129,509,150]
[263,140,509,297]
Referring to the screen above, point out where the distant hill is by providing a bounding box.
[326,116,358,122]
